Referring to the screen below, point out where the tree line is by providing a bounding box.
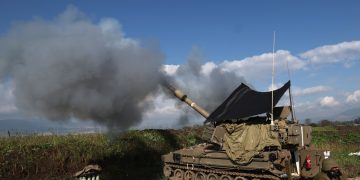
[304,117,360,126]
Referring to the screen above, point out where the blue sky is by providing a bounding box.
[0,1,359,129]
[2,1,360,63]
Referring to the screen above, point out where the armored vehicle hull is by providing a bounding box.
[163,143,288,180]
[162,126,324,179]
[161,81,324,180]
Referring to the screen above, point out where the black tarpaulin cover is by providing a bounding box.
[206,81,291,123]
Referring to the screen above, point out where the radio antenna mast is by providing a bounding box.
[286,53,297,122]
[271,31,276,125]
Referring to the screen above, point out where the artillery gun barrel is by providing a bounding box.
[167,85,210,118]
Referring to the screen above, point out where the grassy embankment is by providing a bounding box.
[0,127,203,179]
[0,126,359,179]
[311,125,360,177]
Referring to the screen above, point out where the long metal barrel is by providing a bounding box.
[167,85,210,118]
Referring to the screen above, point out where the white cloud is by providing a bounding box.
[215,41,360,82]
[300,41,360,65]
[220,50,306,81]
[162,64,179,75]
[200,62,217,76]
[320,96,340,107]
[346,90,360,103]
[293,85,331,96]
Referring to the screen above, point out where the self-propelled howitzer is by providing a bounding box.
[162,82,325,180]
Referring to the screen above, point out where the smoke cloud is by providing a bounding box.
[163,47,249,126]
[0,6,163,130]
[0,6,251,129]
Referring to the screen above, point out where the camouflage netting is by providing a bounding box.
[222,123,281,164]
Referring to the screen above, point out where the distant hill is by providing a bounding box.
[335,107,360,121]
[0,119,52,131]
[0,118,102,135]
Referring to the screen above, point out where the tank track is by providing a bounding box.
[165,163,281,180]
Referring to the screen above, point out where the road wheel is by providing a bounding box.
[195,172,207,180]
[207,173,219,180]
[173,169,184,180]
[220,175,233,180]
[234,177,247,180]
[163,165,172,177]
[184,170,196,180]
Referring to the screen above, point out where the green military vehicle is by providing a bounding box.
[162,81,324,180]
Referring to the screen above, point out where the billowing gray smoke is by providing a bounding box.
[165,47,249,126]
[0,6,163,130]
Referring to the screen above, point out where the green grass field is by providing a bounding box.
[0,125,359,179]
[311,125,360,177]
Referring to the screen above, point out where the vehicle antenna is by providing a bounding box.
[271,31,275,125]
[286,55,297,122]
